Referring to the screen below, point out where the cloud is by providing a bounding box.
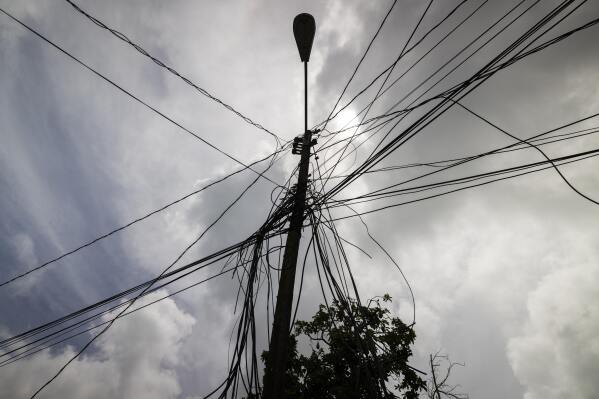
[0,291,195,398]
[2,0,599,397]
[10,233,38,270]
[508,262,599,399]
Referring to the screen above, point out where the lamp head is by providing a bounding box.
[293,13,316,62]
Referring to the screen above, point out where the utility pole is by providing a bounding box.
[262,13,316,399]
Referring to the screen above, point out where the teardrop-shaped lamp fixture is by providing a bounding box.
[293,13,316,62]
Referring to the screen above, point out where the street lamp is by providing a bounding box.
[262,13,316,399]
[293,13,315,133]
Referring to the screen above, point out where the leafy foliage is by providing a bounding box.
[260,295,425,398]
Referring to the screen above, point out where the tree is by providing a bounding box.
[260,295,426,398]
[426,352,468,399]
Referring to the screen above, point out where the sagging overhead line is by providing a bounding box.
[4,1,599,398]
[63,0,284,145]
[0,147,287,289]
[0,7,283,188]
[27,147,282,399]
[319,0,590,203]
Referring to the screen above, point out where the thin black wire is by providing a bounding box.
[339,203,416,326]
[0,235,264,350]
[0,242,285,358]
[0,261,248,367]
[320,0,436,192]
[318,0,536,166]
[316,0,535,179]
[0,147,288,289]
[327,148,599,217]
[327,0,594,198]
[313,0,530,186]
[314,0,473,169]
[319,0,399,134]
[318,0,471,132]
[7,2,595,397]
[336,112,599,204]
[334,148,599,206]
[321,0,490,139]
[28,153,279,398]
[0,8,283,189]
[317,124,599,180]
[320,0,581,202]
[450,99,599,205]
[63,0,283,145]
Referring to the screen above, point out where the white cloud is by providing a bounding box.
[2,0,599,397]
[10,233,38,269]
[508,262,599,399]
[0,291,195,399]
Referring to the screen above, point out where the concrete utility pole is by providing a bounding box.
[262,13,315,399]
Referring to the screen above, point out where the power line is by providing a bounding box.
[63,0,283,145]
[0,146,287,289]
[28,149,280,399]
[333,147,599,205]
[319,0,437,192]
[325,148,599,221]
[0,7,283,188]
[323,0,491,139]
[313,0,533,187]
[320,0,584,202]
[316,0,537,178]
[316,124,599,180]
[4,2,597,397]
[318,0,471,132]
[319,0,399,134]
[0,242,286,367]
[342,112,599,203]
[450,99,599,205]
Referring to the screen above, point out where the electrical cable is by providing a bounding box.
[0,147,289,289]
[319,0,399,134]
[0,7,283,189]
[63,0,283,145]
[28,151,280,398]
[450,98,599,205]
[320,0,583,203]
[326,148,599,219]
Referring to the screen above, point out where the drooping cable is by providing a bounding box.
[28,153,280,398]
[450,99,599,205]
[63,0,283,145]
[0,147,288,289]
[0,7,283,189]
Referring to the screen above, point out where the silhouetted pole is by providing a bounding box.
[262,13,315,399]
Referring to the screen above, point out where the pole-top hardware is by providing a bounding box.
[293,13,316,62]
[292,136,303,155]
[291,131,317,155]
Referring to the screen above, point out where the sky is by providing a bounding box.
[1,0,599,398]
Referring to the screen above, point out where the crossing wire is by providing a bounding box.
[338,112,599,206]
[0,7,283,188]
[63,0,284,145]
[319,0,437,192]
[28,148,281,399]
[450,99,599,205]
[0,147,287,289]
[315,0,536,180]
[326,148,599,221]
[316,124,599,180]
[4,1,597,398]
[319,0,399,134]
[320,0,585,202]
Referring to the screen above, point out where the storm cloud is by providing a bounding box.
[1,0,598,398]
